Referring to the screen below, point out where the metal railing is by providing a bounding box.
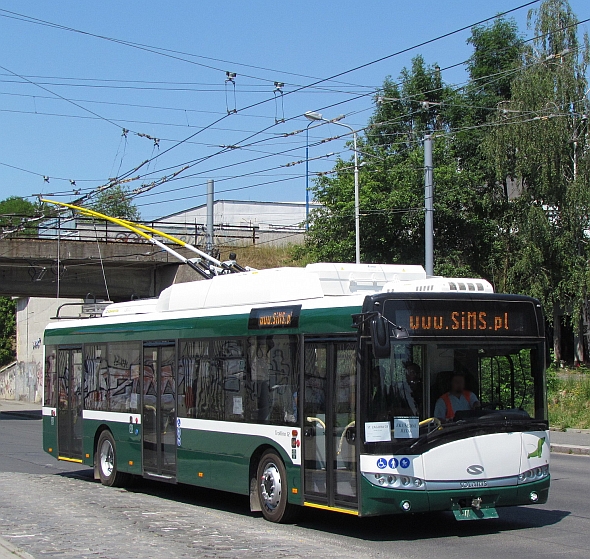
[0,214,305,248]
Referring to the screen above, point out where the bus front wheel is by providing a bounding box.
[256,450,298,523]
[97,430,128,487]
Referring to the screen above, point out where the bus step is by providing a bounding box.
[143,472,176,483]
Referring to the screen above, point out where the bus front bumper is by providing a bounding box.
[360,476,550,519]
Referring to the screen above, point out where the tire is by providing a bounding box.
[96,430,128,487]
[256,450,299,523]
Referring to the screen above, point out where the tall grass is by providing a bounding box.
[548,373,590,429]
[218,244,312,270]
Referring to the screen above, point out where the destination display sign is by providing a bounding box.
[248,305,301,330]
[383,299,540,337]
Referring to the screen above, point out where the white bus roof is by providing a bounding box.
[100,263,493,318]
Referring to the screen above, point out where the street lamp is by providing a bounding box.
[304,118,316,231]
[304,111,360,264]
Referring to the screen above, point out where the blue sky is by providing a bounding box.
[0,1,588,220]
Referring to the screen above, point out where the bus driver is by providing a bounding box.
[434,371,480,421]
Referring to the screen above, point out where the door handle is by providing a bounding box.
[345,427,356,443]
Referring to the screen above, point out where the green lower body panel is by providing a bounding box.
[83,419,142,474]
[42,415,58,458]
[176,429,302,504]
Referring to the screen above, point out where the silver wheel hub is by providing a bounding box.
[260,462,282,511]
[99,439,114,478]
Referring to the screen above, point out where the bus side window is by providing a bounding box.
[83,344,108,411]
[249,335,299,425]
[178,340,208,419]
[44,346,57,408]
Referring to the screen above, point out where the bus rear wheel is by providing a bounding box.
[97,430,128,487]
[256,450,298,523]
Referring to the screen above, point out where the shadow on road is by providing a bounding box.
[293,506,571,542]
[0,410,42,420]
[59,470,570,540]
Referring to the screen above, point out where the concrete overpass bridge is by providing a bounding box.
[0,214,267,301]
[0,236,195,301]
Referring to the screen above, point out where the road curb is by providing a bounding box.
[550,443,590,455]
[0,536,36,559]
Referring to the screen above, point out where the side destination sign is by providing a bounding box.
[248,305,301,330]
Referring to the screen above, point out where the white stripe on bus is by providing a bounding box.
[82,410,142,424]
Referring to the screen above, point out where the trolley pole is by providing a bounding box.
[424,135,434,277]
[206,179,214,254]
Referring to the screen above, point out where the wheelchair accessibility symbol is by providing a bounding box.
[377,458,387,469]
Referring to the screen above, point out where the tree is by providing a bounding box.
[0,296,15,367]
[0,196,42,236]
[305,46,514,278]
[485,0,590,362]
[89,185,140,220]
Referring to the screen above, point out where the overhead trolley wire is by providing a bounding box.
[17,1,545,205]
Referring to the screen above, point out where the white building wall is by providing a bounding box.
[157,200,319,230]
[1,297,82,402]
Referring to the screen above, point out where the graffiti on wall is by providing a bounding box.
[0,361,43,403]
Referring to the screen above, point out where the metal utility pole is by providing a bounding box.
[424,135,434,277]
[206,179,214,254]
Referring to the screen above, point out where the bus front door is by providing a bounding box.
[57,347,83,462]
[303,340,357,510]
[142,344,177,480]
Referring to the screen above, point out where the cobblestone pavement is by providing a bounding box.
[0,472,369,559]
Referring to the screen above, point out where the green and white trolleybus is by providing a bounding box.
[43,263,550,522]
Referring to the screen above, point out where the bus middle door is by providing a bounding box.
[303,339,358,511]
[142,343,177,480]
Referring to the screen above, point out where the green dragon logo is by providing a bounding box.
[527,437,546,459]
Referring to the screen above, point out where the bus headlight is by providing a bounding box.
[364,472,425,490]
[517,465,549,484]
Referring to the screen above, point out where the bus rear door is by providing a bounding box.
[57,347,83,462]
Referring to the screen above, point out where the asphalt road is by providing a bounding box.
[0,412,588,559]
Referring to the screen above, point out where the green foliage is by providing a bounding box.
[0,296,16,367]
[485,0,590,324]
[306,1,590,357]
[0,196,42,237]
[89,185,140,220]
[305,24,520,278]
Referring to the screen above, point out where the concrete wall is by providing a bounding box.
[0,362,17,400]
[0,297,82,402]
[0,361,43,403]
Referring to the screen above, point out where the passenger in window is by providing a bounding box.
[434,371,480,421]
